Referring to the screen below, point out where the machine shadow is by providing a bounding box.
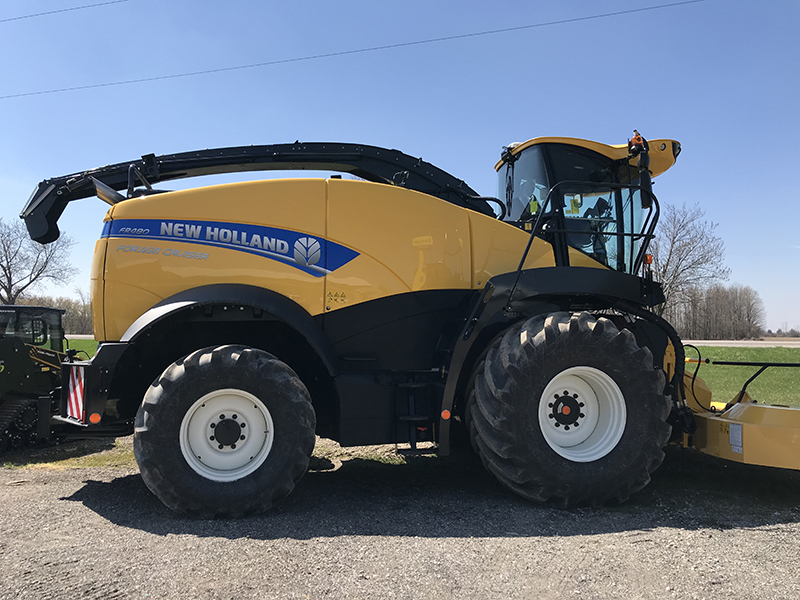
[62,446,800,541]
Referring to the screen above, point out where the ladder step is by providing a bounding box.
[396,446,437,457]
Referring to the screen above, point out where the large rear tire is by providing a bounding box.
[468,312,671,508]
[134,345,316,517]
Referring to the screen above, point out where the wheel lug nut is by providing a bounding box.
[240,423,246,428]
[210,436,215,441]
[232,414,238,420]
[219,414,226,420]
[231,444,237,449]
[240,435,245,440]
[218,444,224,449]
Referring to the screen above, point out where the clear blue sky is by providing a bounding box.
[1,0,798,331]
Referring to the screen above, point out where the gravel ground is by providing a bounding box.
[2,438,800,600]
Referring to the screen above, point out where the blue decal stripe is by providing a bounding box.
[106,218,359,277]
[111,234,329,277]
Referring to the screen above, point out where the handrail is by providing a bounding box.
[709,360,800,407]
[506,181,660,309]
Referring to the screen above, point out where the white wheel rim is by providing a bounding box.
[538,366,626,462]
[179,388,274,482]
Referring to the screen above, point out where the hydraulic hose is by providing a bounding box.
[613,300,693,431]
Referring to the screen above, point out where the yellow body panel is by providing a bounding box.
[692,404,800,470]
[103,280,165,341]
[96,176,608,341]
[495,136,679,178]
[325,180,472,306]
[469,211,552,283]
[467,211,605,285]
[101,179,328,341]
[90,238,108,340]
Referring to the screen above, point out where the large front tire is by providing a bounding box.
[468,312,671,508]
[134,345,316,517]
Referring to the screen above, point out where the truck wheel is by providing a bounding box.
[468,312,671,508]
[134,345,316,517]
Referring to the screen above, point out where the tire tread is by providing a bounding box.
[134,345,316,518]
[467,311,671,508]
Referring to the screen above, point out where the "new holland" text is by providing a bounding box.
[160,222,289,254]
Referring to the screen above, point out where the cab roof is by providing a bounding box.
[495,136,681,178]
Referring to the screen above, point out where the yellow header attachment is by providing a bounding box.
[495,136,681,178]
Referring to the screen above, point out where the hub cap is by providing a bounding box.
[537,366,626,462]
[179,388,274,482]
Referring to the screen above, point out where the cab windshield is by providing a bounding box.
[497,143,656,275]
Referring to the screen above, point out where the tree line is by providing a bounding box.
[659,283,767,340]
[651,204,773,340]
[19,291,93,335]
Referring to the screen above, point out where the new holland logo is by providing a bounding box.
[294,237,321,267]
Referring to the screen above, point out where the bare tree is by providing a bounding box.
[71,287,94,335]
[651,204,768,339]
[732,284,766,338]
[0,217,78,305]
[650,203,730,317]
[21,289,93,335]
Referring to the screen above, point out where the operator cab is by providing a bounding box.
[496,135,680,275]
[0,306,66,352]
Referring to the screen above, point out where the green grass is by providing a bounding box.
[65,337,98,358]
[690,346,800,407]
